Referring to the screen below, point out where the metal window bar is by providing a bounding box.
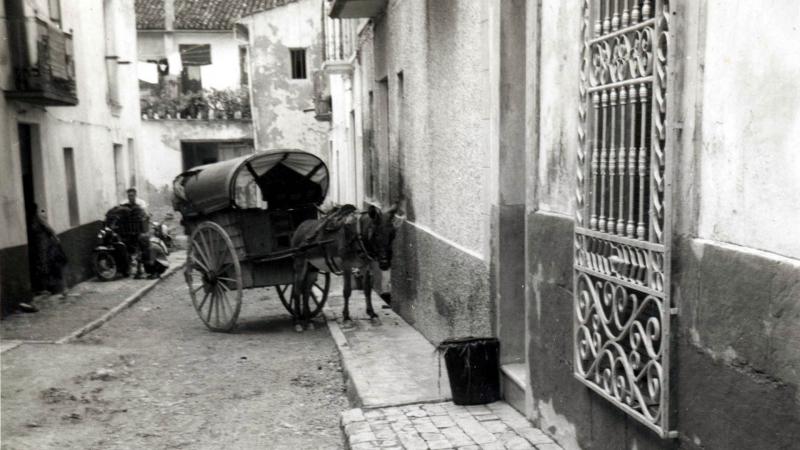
[574,0,676,438]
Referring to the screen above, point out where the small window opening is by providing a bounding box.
[290,49,307,79]
[49,0,61,27]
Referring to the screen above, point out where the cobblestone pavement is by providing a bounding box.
[341,401,562,450]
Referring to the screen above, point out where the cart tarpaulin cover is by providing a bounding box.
[173,150,329,216]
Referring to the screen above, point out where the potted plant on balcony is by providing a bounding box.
[140,96,155,120]
[205,88,223,120]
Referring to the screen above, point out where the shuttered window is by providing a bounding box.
[290,48,307,79]
[180,44,211,66]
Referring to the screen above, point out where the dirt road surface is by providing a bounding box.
[1,273,348,449]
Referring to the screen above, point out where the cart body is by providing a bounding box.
[173,149,331,331]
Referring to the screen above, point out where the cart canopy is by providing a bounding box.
[172,149,329,216]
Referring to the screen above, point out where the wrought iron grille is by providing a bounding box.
[574,0,676,438]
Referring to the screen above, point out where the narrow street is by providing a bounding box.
[1,273,348,449]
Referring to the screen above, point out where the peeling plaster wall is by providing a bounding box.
[241,0,329,158]
[138,119,253,205]
[524,1,800,448]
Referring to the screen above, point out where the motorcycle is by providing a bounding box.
[92,223,132,281]
[92,209,172,281]
[151,220,172,251]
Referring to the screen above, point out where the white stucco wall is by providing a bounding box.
[694,1,800,258]
[1,0,140,238]
[532,0,800,260]
[359,0,491,256]
[137,30,245,91]
[240,0,329,157]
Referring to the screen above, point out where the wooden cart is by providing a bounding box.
[172,149,331,331]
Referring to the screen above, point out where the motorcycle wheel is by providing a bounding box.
[93,251,118,281]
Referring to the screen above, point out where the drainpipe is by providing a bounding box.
[163,0,175,68]
[164,0,175,31]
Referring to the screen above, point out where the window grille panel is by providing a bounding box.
[574,0,676,438]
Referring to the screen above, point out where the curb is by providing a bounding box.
[55,263,184,344]
[323,310,364,408]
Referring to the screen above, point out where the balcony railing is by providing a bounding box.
[140,87,252,121]
[322,13,357,63]
[328,0,387,19]
[5,18,78,106]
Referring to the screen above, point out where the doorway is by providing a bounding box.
[18,123,40,292]
[181,140,253,170]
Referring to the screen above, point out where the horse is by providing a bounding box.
[289,201,405,331]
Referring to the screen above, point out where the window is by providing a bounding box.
[180,44,210,94]
[63,148,79,227]
[104,0,119,106]
[127,138,137,187]
[239,46,249,88]
[179,44,211,66]
[181,66,203,94]
[49,0,61,27]
[573,0,675,438]
[290,49,307,79]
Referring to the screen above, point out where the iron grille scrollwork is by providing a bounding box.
[574,0,676,438]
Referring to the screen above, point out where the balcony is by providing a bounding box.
[322,1,360,72]
[328,0,387,19]
[140,86,252,121]
[5,18,78,106]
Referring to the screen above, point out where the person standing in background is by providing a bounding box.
[122,187,151,279]
[20,205,68,312]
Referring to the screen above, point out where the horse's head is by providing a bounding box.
[364,201,405,271]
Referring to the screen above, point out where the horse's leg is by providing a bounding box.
[302,265,315,330]
[364,270,381,325]
[292,259,307,333]
[342,269,354,328]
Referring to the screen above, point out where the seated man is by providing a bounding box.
[123,187,148,212]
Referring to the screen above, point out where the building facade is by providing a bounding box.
[238,0,330,164]
[134,0,257,210]
[318,3,367,205]
[1,0,141,313]
[331,0,800,448]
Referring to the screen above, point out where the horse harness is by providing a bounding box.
[310,209,376,276]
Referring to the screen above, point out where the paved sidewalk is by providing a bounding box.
[1,251,185,347]
[324,290,451,408]
[341,402,562,450]
[323,284,560,450]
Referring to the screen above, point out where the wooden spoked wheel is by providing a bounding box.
[275,271,331,319]
[185,221,243,332]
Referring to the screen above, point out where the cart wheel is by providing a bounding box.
[275,271,331,318]
[186,221,243,332]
